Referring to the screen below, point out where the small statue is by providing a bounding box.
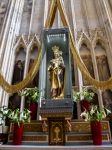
[48,46,65,99]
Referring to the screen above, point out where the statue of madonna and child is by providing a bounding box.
[48,46,65,100]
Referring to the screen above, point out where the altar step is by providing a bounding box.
[1,145,112,150]
[8,120,111,145]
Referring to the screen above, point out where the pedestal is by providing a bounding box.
[40,99,73,145]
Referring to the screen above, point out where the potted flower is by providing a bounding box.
[0,106,11,144]
[80,88,94,112]
[8,108,30,145]
[19,87,40,120]
[73,91,80,102]
[80,105,111,145]
[73,88,94,112]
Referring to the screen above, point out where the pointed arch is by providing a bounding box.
[92,31,108,50]
[94,40,111,81]
[28,35,40,52]
[8,36,27,110]
[79,42,94,85]
[12,36,27,84]
[78,32,92,50]
[26,35,40,88]
[14,36,27,53]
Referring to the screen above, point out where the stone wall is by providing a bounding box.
[0,0,112,117]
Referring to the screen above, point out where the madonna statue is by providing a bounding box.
[48,46,65,99]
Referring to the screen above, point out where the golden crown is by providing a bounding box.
[52,45,62,55]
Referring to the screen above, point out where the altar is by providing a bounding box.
[8,28,111,146]
[39,28,73,145]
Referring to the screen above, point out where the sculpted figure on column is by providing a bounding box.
[48,46,65,99]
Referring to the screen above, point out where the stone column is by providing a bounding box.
[70,0,82,119]
[0,0,11,48]
[20,44,29,112]
[102,0,112,31]
[0,0,15,68]
[91,44,104,109]
[28,0,35,36]
[0,0,25,107]
[0,0,16,106]
[39,0,48,95]
[97,0,112,53]
[101,0,112,62]
[38,0,48,120]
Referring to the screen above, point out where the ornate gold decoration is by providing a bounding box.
[1,0,112,93]
[52,46,62,55]
[50,121,64,144]
[54,126,61,143]
[48,45,65,99]
[66,120,71,132]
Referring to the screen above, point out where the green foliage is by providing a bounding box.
[73,88,94,102]
[80,105,111,122]
[82,88,94,101]
[8,108,30,126]
[19,87,40,103]
[73,91,80,102]
[0,106,11,125]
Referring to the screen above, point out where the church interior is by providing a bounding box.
[0,0,112,149]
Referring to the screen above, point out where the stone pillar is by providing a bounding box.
[39,0,48,120]
[97,0,112,52]
[29,0,45,35]
[91,44,104,109]
[20,44,29,112]
[0,0,15,68]
[0,0,16,106]
[39,0,48,96]
[0,0,25,106]
[101,0,112,64]
[0,0,11,47]
[70,0,77,38]
[70,0,82,119]
[28,0,35,36]
[102,0,112,31]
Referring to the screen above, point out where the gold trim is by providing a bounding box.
[1,0,112,93]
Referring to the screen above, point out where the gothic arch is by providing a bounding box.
[14,36,27,53]
[79,42,94,85]
[10,37,27,85]
[28,35,40,52]
[93,38,108,50]
[80,42,91,55]
[94,41,110,81]
[26,35,40,88]
[78,32,92,50]
[13,37,27,77]
[12,47,26,84]
[92,31,108,50]
[94,40,106,55]
[8,38,27,110]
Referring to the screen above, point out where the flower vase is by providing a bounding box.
[80,100,90,112]
[29,102,38,120]
[13,123,24,145]
[90,121,102,145]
